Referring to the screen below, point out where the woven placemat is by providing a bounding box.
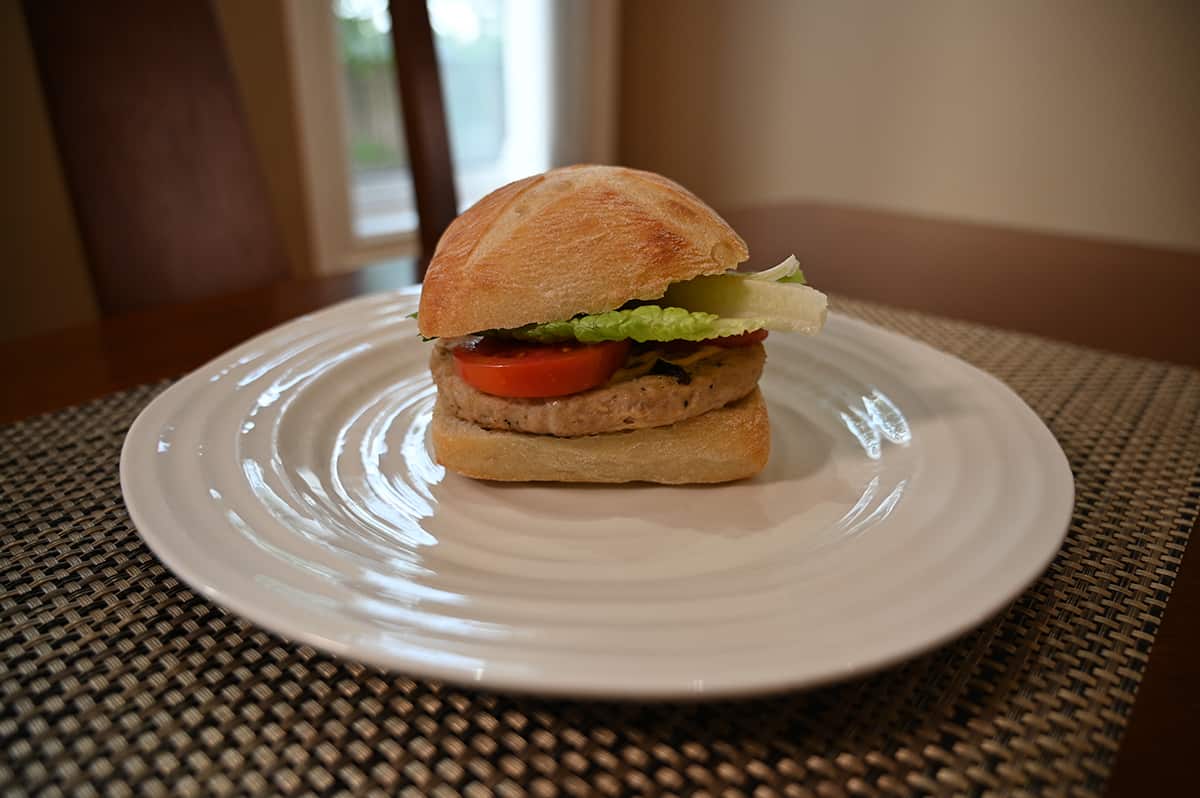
[3,299,1199,797]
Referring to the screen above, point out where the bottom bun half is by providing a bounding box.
[430,388,770,484]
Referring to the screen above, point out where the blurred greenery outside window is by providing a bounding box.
[334,0,515,238]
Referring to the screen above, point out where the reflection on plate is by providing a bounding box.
[121,287,1073,698]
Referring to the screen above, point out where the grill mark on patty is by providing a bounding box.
[648,358,692,384]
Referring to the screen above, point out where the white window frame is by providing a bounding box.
[282,0,618,276]
[285,0,414,275]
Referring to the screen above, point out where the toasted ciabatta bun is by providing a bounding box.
[418,165,749,339]
[431,389,770,484]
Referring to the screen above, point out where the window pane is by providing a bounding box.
[431,0,504,169]
[333,0,548,240]
[334,0,414,237]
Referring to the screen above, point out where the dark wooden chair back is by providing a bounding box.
[389,0,458,277]
[25,0,456,313]
[23,0,290,315]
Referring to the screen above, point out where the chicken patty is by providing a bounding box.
[431,341,765,437]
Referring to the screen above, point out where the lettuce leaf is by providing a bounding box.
[735,254,805,283]
[484,253,825,343]
[507,306,767,343]
[661,273,827,334]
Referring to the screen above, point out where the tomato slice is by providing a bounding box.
[452,338,632,398]
[704,329,769,347]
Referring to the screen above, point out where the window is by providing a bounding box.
[332,0,553,239]
[284,0,616,275]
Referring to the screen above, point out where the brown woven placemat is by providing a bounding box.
[3,299,1199,797]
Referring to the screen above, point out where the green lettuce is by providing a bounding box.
[479,254,826,343]
[508,305,767,343]
[660,273,826,335]
[738,254,805,284]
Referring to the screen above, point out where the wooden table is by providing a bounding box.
[3,203,1197,796]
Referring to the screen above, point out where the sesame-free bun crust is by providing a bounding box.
[417,165,749,338]
[430,389,770,484]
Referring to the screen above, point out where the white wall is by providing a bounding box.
[620,0,1200,251]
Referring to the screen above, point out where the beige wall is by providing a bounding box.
[621,0,1200,251]
[0,1,98,341]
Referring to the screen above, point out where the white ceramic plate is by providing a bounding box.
[121,287,1073,699]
